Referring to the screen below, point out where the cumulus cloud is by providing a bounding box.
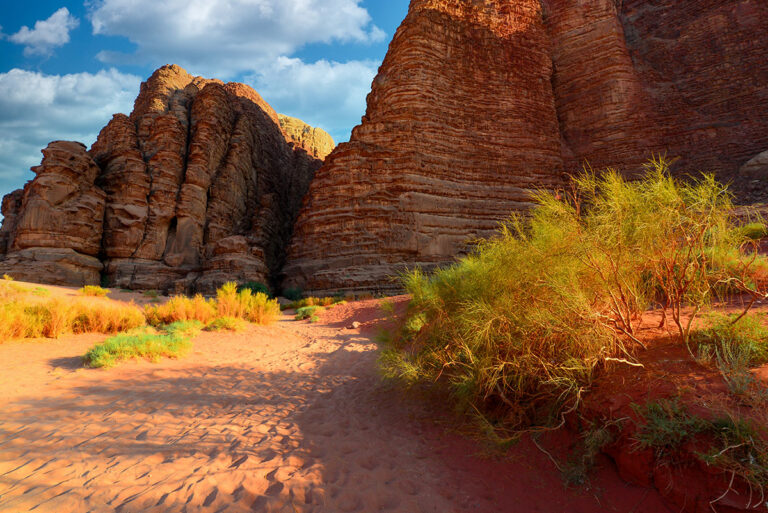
[8,7,79,56]
[0,68,141,198]
[88,0,385,77]
[248,58,378,143]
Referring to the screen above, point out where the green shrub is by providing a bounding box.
[632,399,708,456]
[383,160,767,433]
[78,285,110,297]
[238,282,271,297]
[83,321,197,368]
[283,287,303,301]
[33,287,50,297]
[143,289,160,298]
[295,305,324,320]
[692,313,768,396]
[700,417,768,490]
[562,420,618,486]
[632,400,768,491]
[206,316,248,332]
[162,319,203,338]
[693,313,768,367]
[741,222,768,241]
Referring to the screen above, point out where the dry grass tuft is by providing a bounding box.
[145,294,217,326]
[0,285,145,342]
[78,285,110,297]
[145,283,280,327]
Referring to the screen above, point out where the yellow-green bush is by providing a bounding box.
[78,285,110,297]
[205,316,248,332]
[295,305,324,321]
[217,282,280,324]
[71,301,146,334]
[145,283,280,327]
[383,159,768,434]
[144,294,217,326]
[284,295,344,310]
[242,290,281,325]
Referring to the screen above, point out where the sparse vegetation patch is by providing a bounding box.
[205,316,248,332]
[83,321,201,368]
[295,305,324,321]
[381,159,768,435]
[144,282,280,327]
[78,285,110,297]
[0,283,145,342]
[632,399,768,492]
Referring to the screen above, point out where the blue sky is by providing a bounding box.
[0,0,409,200]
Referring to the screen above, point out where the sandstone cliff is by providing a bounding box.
[285,0,768,294]
[278,115,336,160]
[0,65,334,292]
[284,0,565,294]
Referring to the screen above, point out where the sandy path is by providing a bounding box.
[0,300,671,513]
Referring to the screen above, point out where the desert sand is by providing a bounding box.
[0,296,673,513]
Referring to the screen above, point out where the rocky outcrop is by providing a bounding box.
[3,3,766,294]
[738,150,768,203]
[0,65,334,292]
[279,115,336,160]
[0,141,105,285]
[285,0,768,294]
[284,0,565,294]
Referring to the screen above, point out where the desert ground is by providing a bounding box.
[0,286,675,513]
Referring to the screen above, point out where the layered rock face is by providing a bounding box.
[0,142,106,285]
[546,0,768,176]
[285,0,768,294]
[284,0,565,294]
[0,65,334,292]
[278,115,336,160]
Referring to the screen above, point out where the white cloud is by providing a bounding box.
[88,0,385,77]
[0,68,141,199]
[8,8,79,57]
[248,58,378,143]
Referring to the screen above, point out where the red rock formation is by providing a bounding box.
[0,65,334,291]
[285,0,768,294]
[279,115,336,160]
[546,0,768,178]
[619,0,768,177]
[0,141,106,285]
[284,0,564,294]
[544,0,662,174]
[3,3,766,294]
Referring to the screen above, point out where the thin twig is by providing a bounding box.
[710,471,737,512]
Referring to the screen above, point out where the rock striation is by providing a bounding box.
[2,2,767,295]
[284,0,565,294]
[278,115,336,161]
[0,65,334,292]
[285,0,768,294]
